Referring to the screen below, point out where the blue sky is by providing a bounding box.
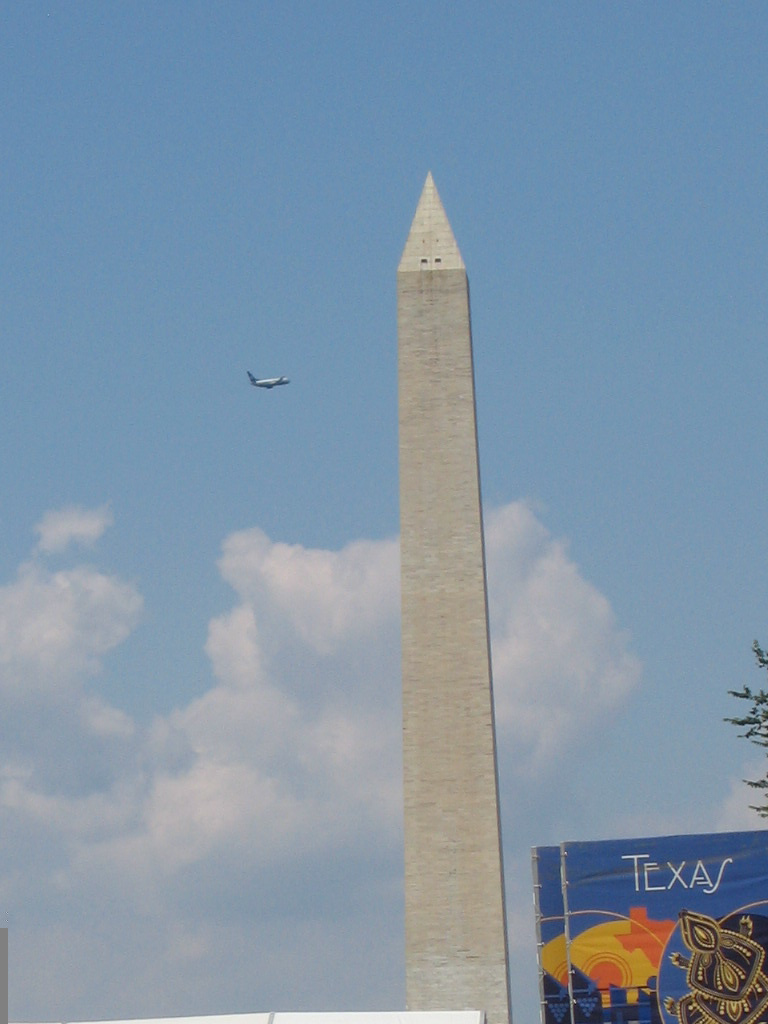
[2,3,767,1021]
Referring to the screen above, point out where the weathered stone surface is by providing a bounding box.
[398,174,511,1024]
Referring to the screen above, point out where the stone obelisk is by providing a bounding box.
[398,174,511,1024]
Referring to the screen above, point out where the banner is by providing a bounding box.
[532,846,570,1024]
[533,830,768,1024]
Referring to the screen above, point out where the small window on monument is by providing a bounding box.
[435,257,442,263]
[420,258,428,264]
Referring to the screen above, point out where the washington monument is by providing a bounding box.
[398,174,511,1024]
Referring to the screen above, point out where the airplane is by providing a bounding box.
[247,371,290,389]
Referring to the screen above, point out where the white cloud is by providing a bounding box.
[34,504,114,554]
[0,560,143,701]
[486,502,641,771]
[217,527,400,657]
[0,509,144,907]
[3,501,642,1020]
[715,761,768,832]
[40,500,637,904]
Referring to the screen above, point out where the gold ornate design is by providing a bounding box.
[664,910,768,1024]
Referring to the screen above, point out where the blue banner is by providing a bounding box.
[533,830,768,1024]
[533,846,570,1024]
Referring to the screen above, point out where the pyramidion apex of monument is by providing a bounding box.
[398,172,465,273]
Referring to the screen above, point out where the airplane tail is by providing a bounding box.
[247,371,257,385]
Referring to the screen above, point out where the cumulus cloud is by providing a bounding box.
[0,561,142,703]
[217,527,400,659]
[714,760,768,832]
[486,503,641,771]
[0,503,141,715]
[4,500,643,1019]
[52,502,637,915]
[34,503,114,554]
[92,529,406,893]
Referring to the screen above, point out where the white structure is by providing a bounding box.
[398,175,511,1024]
[14,1014,485,1024]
